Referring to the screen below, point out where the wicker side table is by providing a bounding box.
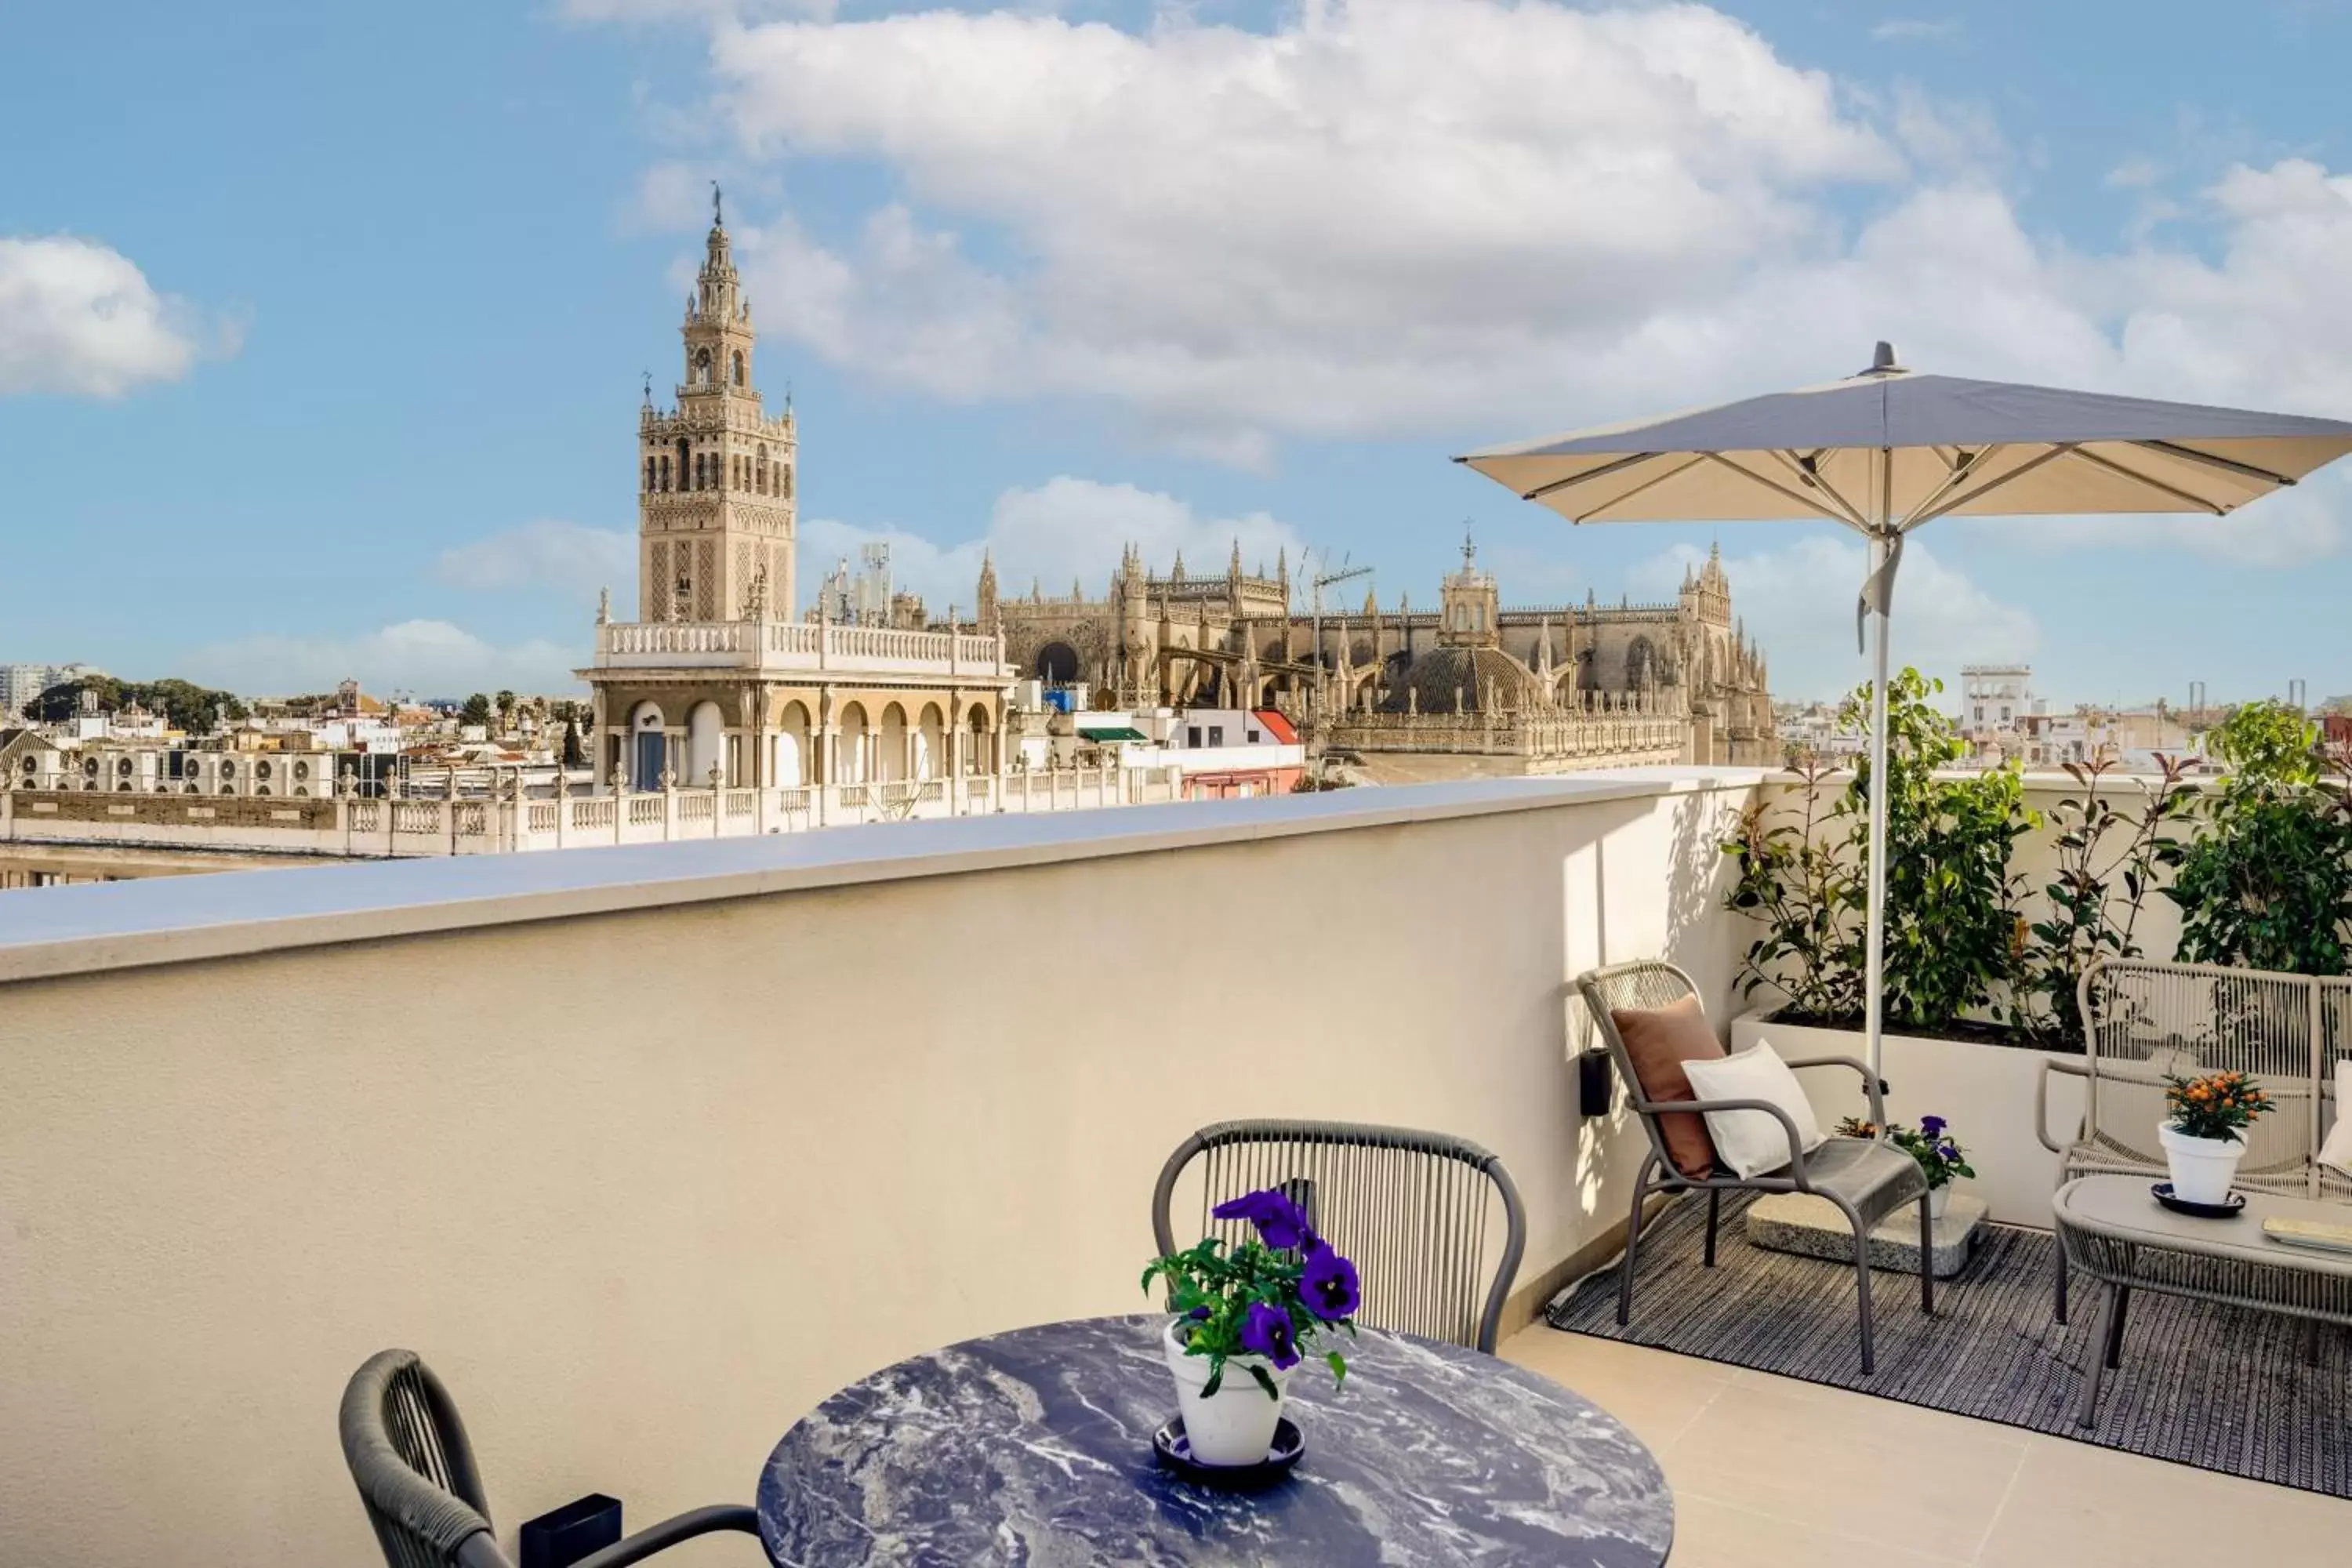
[2053,1175,2352,1428]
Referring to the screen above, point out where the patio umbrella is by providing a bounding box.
[1457,342,2352,1077]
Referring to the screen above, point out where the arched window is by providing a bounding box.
[675,438,689,490]
[694,347,713,386]
[659,455,671,492]
[643,457,655,493]
[731,350,745,387]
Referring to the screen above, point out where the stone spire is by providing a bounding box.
[637,185,795,622]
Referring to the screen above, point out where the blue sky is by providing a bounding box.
[4,0,2350,705]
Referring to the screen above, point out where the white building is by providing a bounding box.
[0,663,94,721]
[1960,665,2042,760]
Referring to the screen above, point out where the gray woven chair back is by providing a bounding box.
[1152,1120,1526,1354]
[1573,960,1705,1183]
[2078,958,2352,1196]
[340,1349,504,1568]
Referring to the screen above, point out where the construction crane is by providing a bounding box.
[1307,550,1374,675]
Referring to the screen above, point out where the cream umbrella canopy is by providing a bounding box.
[1457,343,2352,1076]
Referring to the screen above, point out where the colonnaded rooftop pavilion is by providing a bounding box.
[5,753,2350,1568]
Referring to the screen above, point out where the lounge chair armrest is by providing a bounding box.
[571,1505,760,1568]
[2034,1058,2091,1154]
[1780,1053,1890,1125]
[1672,1096,1812,1188]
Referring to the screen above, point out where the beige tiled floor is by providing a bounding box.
[1502,1325,2350,1568]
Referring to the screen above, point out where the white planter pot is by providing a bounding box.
[1163,1316,1292,1466]
[1927,1185,1952,1221]
[2158,1123,2244,1205]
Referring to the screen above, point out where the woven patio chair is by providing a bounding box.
[1575,960,1933,1375]
[339,1349,759,1568]
[2041,957,2350,1323]
[1152,1119,1527,1353]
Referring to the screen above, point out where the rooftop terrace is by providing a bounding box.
[1,769,2342,1566]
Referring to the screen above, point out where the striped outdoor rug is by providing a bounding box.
[1546,1190,2352,1497]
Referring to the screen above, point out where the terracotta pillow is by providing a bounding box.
[1610,996,1725,1179]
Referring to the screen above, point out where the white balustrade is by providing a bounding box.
[600,618,1007,677]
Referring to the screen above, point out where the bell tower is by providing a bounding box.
[637,187,798,622]
[1438,528,1501,648]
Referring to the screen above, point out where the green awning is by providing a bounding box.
[1080,726,1148,742]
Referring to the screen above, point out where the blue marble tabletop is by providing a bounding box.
[757,1313,1673,1566]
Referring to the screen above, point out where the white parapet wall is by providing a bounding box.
[0,768,1761,1568]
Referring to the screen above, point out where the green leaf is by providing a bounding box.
[1327,1350,1348,1389]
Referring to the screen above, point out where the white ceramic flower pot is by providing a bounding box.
[2158,1123,2244,1205]
[1927,1185,1951,1221]
[1163,1316,1292,1466]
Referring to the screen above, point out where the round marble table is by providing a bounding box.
[757,1313,1673,1566]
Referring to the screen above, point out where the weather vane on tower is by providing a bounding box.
[711,180,724,227]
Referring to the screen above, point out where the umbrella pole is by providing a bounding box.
[1863,532,1893,1093]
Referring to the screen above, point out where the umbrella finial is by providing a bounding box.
[1867,340,1902,376]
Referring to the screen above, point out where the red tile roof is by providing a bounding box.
[1252,710,1298,744]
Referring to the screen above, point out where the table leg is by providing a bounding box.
[2077,1284,2116,1429]
[2103,1286,2129,1370]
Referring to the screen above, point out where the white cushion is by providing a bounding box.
[1681,1040,1827,1179]
[2320,1060,2352,1179]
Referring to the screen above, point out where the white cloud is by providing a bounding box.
[583,1,2352,499]
[434,519,636,596]
[1632,534,2037,700]
[798,475,1305,613]
[183,620,583,700]
[702,0,1903,454]
[0,236,227,397]
[625,162,722,234]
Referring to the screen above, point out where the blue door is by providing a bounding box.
[633,730,665,792]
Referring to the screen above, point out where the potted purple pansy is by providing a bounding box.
[1142,1188,1360,1465]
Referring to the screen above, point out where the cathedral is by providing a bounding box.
[582,197,1772,791]
[981,535,1774,771]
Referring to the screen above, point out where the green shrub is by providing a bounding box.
[2165,702,2352,975]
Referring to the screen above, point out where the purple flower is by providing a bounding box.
[1213,1189,1311,1251]
[1937,1142,1959,1162]
[1918,1115,1947,1139]
[1301,1246,1361,1321]
[1240,1301,1301,1369]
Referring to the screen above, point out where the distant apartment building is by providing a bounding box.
[1960,665,2039,757]
[1958,664,2193,771]
[1776,702,1867,763]
[0,662,95,721]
